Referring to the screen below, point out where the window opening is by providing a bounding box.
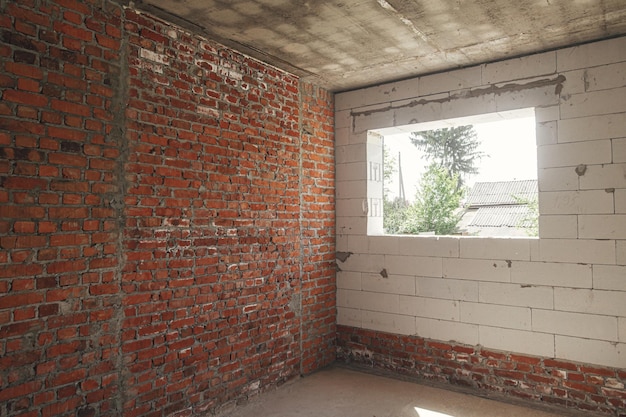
[371,108,538,237]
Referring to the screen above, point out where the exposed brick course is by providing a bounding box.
[337,325,626,416]
[0,1,124,416]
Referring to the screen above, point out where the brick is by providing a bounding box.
[399,295,459,321]
[47,260,86,274]
[415,276,478,302]
[494,82,558,112]
[49,126,88,141]
[336,271,361,290]
[556,336,624,369]
[53,21,93,41]
[2,177,47,190]
[536,239,615,265]
[3,89,47,106]
[555,288,626,317]
[580,163,626,190]
[384,255,442,278]
[339,253,385,274]
[539,190,614,215]
[440,91,497,121]
[460,238,530,261]
[7,3,51,27]
[557,37,626,72]
[461,302,531,330]
[579,215,626,239]
[361,272,414,295]
[337,289,398,314]
[593,265,626,291]
[361,310,415,335]
[581,365,617,377]
[17,77,40,91]
[479,282,553,309]
[482,52,556,84]
[536,120,556,146]
[558,113,626,143]
[537,167,579,191]
[416,317,479,345]
[614,138,626,164]
[50,99,92,117]
[0,293,44,308]
[532,309,618,341]
[559,69,587,96]
[560,87,626,119]
[442,258,510,282]
[420,66,482,96]
[479,327,554,358]
[396,235,459,258]
[0,381,42,401]
[1,235,46,248]
[537,140,612,168]
[48,152,87,167]
[5,61,44,79]
[51,368,87,387]
[538,215,578,239]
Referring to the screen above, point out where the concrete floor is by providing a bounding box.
[223,366,581,417]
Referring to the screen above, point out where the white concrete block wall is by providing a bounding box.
[593,265,626,291]
[510,261,592,288]
[537,167,579,191]
[538,190,614,215]
[335,36,626,369]
[478,282,553,309]
[537,215,578,239]
[558,113,626,143]
[482,52,557,84]
[617,241,626,266]
[532,310,618,341]
[399,296,460,321]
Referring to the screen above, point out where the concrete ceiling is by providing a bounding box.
[136,0,626,92]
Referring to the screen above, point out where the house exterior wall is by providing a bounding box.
[335,36,626,415]
[0,2,335,416]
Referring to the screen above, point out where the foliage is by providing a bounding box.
[410,165,465,235]
[383,197,411,234]
[410,125,485,188]
[382,145,408,234]
[513,195,539,236]
[384,165,465,235]
[383,145,396,199]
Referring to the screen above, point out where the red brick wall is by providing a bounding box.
[337,326,626,416]
[0,1,125,416]
[299,84,336,374]
[0,2,335,416]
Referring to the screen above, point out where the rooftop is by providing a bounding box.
[465,179,537,208]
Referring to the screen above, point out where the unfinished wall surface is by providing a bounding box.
[0,1,125,415]
[335,37,626,415]
[0,1,335,416]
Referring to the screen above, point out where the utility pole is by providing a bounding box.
[398,151,405,203]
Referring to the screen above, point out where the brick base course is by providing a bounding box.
[337,325,626,417]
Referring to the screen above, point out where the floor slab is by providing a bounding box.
[223,366,582,417]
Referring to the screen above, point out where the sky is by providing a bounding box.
[384,116,537,202]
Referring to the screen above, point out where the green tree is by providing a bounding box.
[409,165,465,235]
[382,145,396,200]
[383,145,410,234]
[513,195,539,237]
[410,125,484,188]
